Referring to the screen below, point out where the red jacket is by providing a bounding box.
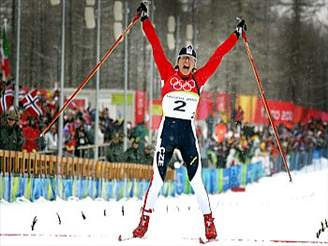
[22,126,40,152]
[142,18,238,120]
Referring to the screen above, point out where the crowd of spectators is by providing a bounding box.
[1,84,327,172]
[0,83,154,164]
[201,111,328,175]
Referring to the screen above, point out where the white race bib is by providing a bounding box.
[162,91,200,120]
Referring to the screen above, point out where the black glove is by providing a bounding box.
[234,18,247,38]
[137,2,148,22]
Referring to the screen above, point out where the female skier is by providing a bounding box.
[133,2,246,240]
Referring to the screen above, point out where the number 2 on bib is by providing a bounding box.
[173,100,186,112]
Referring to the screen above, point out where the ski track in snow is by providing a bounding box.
[1,159,328,246]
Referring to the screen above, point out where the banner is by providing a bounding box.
[302,108,322,122]
[151,99,162,130]
[111,92,133,105]
[196,91,213,120]
[1,23,11,81]
[253,98,295,125]
[133,90,328,125]
[253,98,328,125]
[202,169,211,193]
[222,168,231,191]
[236,95,257,123]
[322,112,328,122]
[215,92,231,114]
[217,168,223,193]
[229,165,242,188]
[293,105,305,123]
[135,91,146,124]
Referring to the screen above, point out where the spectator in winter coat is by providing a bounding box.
[44,125,58,154]
[141,145,154,165]
[124,138,143,163]
[74,119,92,158]
[22,117,40,152]
[131,2,246,241]
[0,110,24,151]
[106,132,124,162]
[232,105,244,131]
[129,122,149,151]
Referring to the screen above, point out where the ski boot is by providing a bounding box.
[204,213,217,240]
[132,208,152,238]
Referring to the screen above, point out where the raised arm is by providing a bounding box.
[138,3,173,81]
[195,18,247,86]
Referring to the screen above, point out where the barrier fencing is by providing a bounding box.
[0,150,174,180]
[0,150,174,202]
[0,148,326,202]
[271,147,328,174]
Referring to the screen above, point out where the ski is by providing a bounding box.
[183,236,328,245]
[118,234,147,242]
[181,236,218,244]
[199,237,218,244]
[118,234,134,241]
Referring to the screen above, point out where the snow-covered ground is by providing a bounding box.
[1,159,328,246]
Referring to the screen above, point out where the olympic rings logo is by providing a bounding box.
[169,76,196,91]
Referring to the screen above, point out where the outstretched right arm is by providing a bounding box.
[142,18,173,81]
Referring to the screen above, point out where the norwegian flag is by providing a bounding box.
[0,86,14,114]
[19,89,44,118]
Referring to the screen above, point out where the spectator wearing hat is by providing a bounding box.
[0,110,24,151]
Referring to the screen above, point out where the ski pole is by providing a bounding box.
[241,31,293,182]
[40,11,141,137]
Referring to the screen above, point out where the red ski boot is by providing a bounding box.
[203,213,217,240]
[132,209,152,238]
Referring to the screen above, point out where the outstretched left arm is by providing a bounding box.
[195,33,238,86]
